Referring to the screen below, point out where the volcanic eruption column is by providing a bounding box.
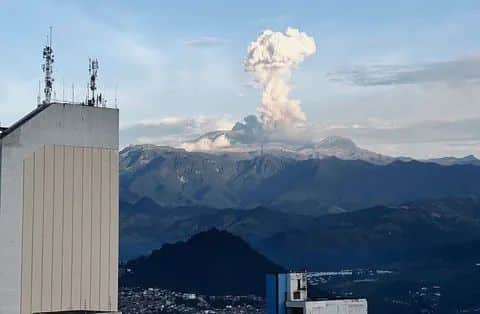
[245,28,316,129]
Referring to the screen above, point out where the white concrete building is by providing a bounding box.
[267,272,368,314]
[0,102,119,314]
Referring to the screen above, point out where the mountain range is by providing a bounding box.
[120,141,480,215]
[120,201,313,259]
[120,195,480,268]
[258,197,480,269]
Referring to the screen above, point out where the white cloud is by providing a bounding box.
[181,134,231,151]
[125,115,235,131]
[120,115,236,148]
[184,36,226,47]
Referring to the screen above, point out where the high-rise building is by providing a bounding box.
[0,102,119,314]
[266,272,368,314]
[0,32,120,314]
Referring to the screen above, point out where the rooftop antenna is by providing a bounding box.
[41,26,54,106]
[62,77,65,102]
[71,83,75,103]
[86,82,89,105]
[114,84,118,109]
[88,58,99,106]
[36,80,41,106]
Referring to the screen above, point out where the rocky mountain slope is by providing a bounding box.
[120,144,480,214]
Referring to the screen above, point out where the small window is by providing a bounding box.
[293,291,301,299]
[287,307,304,314]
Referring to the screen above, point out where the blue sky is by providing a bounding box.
[1,1,480,157]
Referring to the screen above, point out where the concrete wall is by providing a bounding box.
[286,299,368,314]
[304,299,368,314]
[0,103,118,314]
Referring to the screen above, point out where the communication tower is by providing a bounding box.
[88,58,99,106]
[41,27,54,106]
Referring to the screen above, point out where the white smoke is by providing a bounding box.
[181,134,231,151]
[245,27,316,129]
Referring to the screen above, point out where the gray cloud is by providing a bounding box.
[337,117,480,158]
[328,55,480,86]
[315,118,480,145]
[184,36,226,47]
[307,117,480,158]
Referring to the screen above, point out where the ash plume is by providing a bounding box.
[245,27,316,129]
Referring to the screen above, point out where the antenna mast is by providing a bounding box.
[37,81,41,106]
[72,83,75,103]
[88,58,99,106]
[41,26,54,106]
[114,84,118,109]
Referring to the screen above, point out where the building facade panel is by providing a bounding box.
[109,149,119,310]
[71,147,84,309]
[81,147,93,309]
[90,148,102,310]
[51,145,65,311]
[61,146,74,310]
[18,144,118,313]
[31,147,45,312]
[100,149,111,310]
[41,145,55,311]
[20,155,34,314]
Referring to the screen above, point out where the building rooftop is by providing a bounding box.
[0,103,51,139]
[0,102,116,140]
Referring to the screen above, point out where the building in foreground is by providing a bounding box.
[267,272,368,314]
[0,32,120,314]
